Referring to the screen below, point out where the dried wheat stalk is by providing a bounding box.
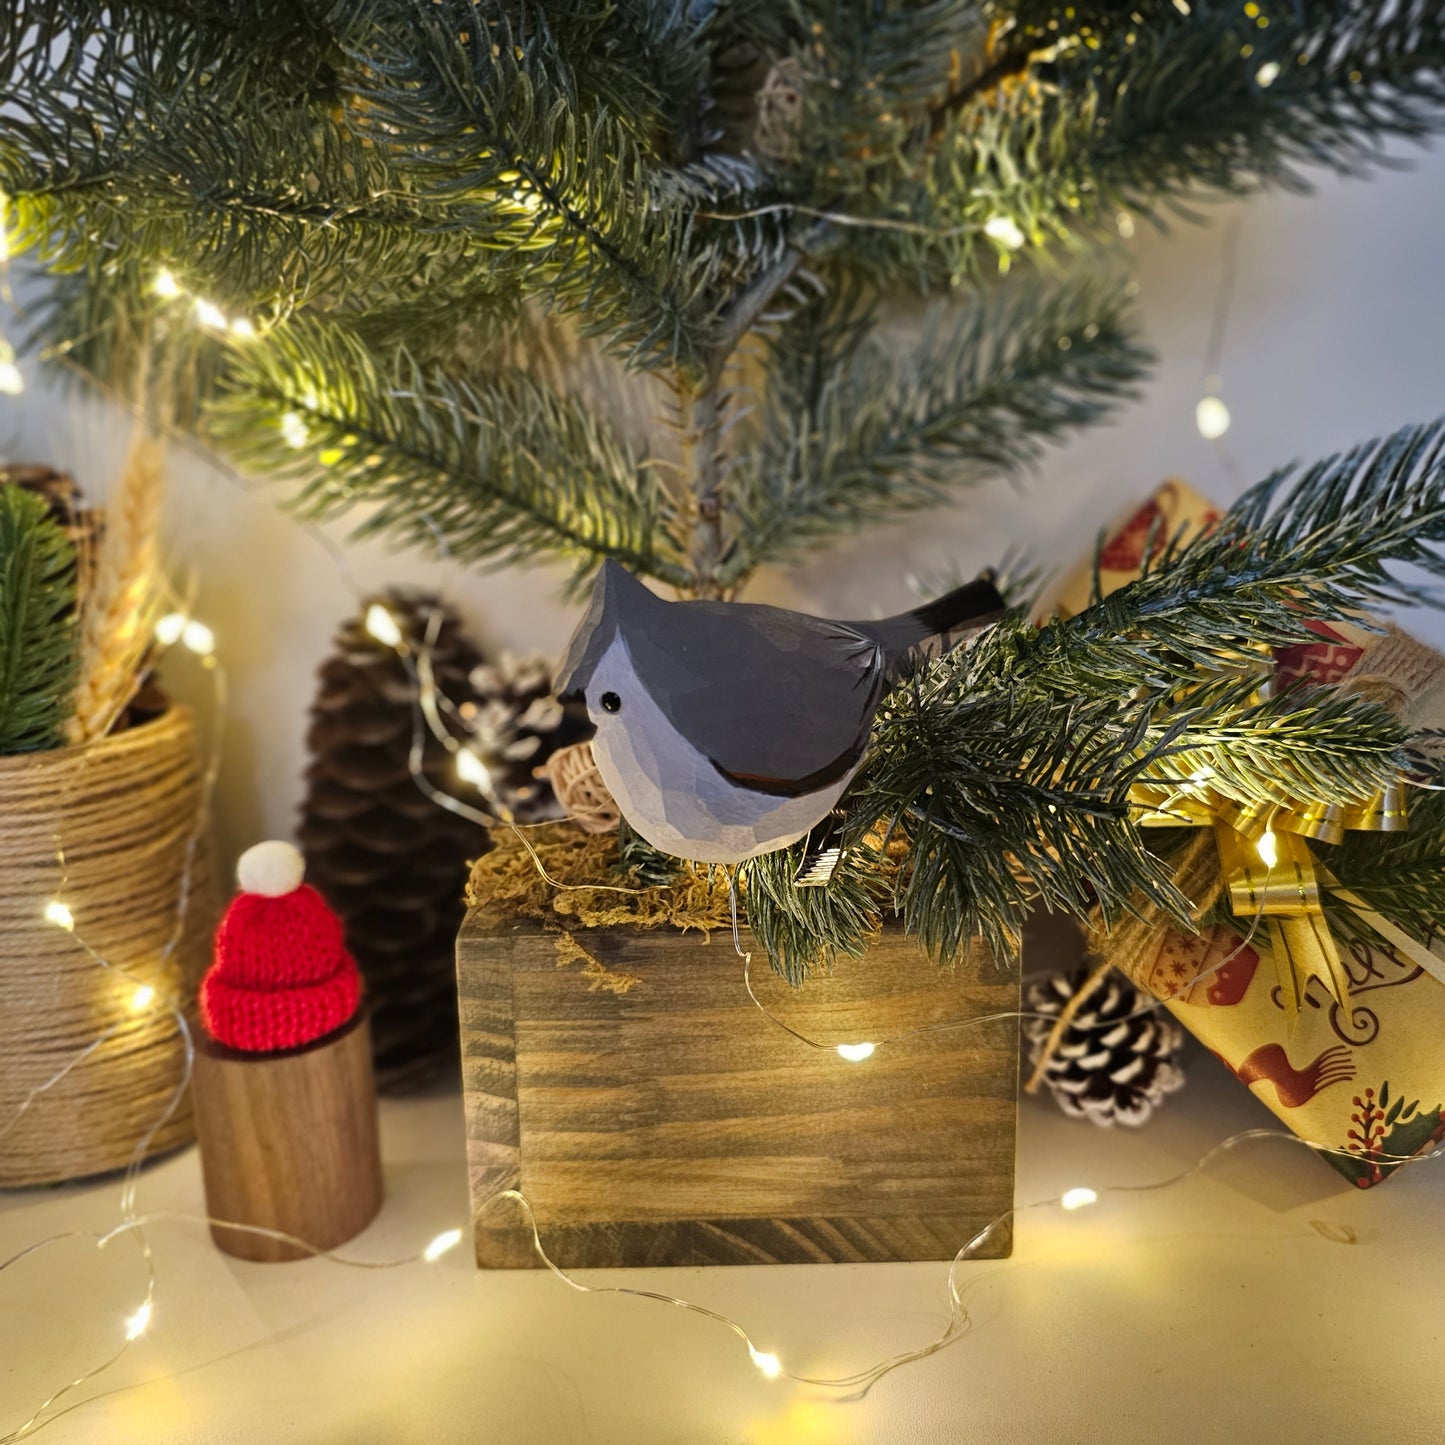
[67,426,167,743]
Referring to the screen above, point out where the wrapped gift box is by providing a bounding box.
[1059,485,1445,1187]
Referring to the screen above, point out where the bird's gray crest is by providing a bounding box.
[553,558,660,699]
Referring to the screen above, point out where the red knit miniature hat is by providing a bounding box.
[201,841,361,1053]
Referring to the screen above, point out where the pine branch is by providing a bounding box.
[0,487,80,755]
[740,418,1445,978]
[206,317,690,591]
[1147,686,1408,811]
[1,0,340,100]
[726,273,1150,581]
[0,79,500,320]
[1326,758,1445,947]
[344,2,728,374]
[1012,419,1445,702]
[742,833,892,985]
[850,1,1445,282]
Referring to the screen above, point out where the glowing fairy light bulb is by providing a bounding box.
[1195,395,1231,441]
[193,298,228,331]
[0,359,23,395]
[836,1042,876,1063]
[229,316,257,340]
[155,612,188,646]
[1255,61,1281,87]
[749,1345,783,1379]
[983,214,1026,251]
[123,1300,152,1340]
[45,901,74,931]
[130,984,156,1012]
[456,749,493,792]
[1256,830,1279,869]
[364,603,403,648]
[280,410,310,450]
[1061,1187,1098,1211]
[153,268,181,299]
[181,620,215,656]
[423,1228,463,1263]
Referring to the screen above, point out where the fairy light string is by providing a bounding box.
[12,593,1438,1437]
[0,610,225,1442]
[4,290,1440,1435]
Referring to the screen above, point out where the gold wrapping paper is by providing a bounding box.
[1073,484,1445,1187]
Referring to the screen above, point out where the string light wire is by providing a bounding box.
[3,317,1439,1434]
[0,619,225,1441]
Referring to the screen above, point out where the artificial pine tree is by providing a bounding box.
[6,3,1445,977]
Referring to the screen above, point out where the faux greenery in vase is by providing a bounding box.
[0,439,221,1186]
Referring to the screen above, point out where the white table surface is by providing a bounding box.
[3,1036,1442,1445]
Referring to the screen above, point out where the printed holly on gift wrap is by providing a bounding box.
[1339,1082,1445,1189]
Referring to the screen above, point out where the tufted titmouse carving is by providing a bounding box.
[555,560,1006,866]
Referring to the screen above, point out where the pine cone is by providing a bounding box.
[463,653,591,824]
[1023,966,1185,1128]
[0,463,104,598]
[298,589,492,1092]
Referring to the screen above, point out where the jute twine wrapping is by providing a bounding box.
[544,741,621,835]
[0,707,219,1187]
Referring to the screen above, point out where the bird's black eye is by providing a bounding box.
[600,691,622,714]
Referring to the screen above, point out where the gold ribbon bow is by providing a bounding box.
[1131,774,1412,1020]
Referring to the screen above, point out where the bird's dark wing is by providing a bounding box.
[623,600,886,789]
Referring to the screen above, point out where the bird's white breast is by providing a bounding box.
[587,637,857,865]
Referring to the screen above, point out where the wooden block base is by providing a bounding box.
[192,1010,383,1262]
[459,912,1019,1269]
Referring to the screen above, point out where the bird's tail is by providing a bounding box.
[852,570,1009,676]
[907,570,1007,638]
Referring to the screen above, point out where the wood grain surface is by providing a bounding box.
[192,1010,384,1263]
[459,913,1019,1268]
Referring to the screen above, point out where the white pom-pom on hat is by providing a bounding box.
[236,840,306,897]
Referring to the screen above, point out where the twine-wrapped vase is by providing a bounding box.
[0,706,219,1187]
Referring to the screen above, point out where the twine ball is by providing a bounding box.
[237,839,306,897]
[546,741,621,834]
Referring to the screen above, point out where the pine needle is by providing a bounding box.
[0,487,80,754]
[67,426,166,744]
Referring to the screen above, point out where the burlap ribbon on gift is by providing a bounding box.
[1117,625,1445,1019]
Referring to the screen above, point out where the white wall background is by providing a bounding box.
[3,144,1444,873]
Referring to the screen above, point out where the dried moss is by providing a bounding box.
[465,821,736,936]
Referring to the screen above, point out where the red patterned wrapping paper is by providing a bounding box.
[1060,484,1445,1187]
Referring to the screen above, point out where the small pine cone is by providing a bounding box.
[463,653,591,824]
[1024,966,1185,1128]
[0,463,104,599]
[298,589,492,1092]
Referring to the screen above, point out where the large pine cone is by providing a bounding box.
[298,589,492,1092]
[1024,966,1186,1128]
